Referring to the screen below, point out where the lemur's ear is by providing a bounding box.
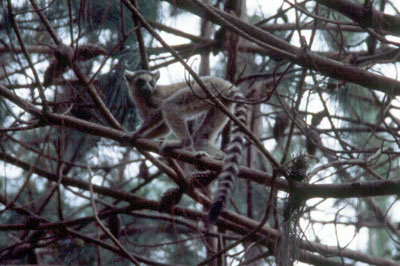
[152,70,160,81]
[123,70,135,81]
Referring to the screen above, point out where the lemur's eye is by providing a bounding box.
[136,79,146,87]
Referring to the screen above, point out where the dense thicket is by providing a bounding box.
[1,0,400,265]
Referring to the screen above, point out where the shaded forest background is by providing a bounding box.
[1,0,400,265]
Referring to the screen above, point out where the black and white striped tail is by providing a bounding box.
[207,93,247,224]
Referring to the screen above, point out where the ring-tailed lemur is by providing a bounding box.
[123,70,247,223]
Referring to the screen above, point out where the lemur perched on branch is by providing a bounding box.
[123,70,247,223]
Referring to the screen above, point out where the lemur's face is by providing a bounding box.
[124,70,160,97]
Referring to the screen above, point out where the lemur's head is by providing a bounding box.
[124,70,160,98]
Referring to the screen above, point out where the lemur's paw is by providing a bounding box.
[211,149,226,160]
[194,145,225,160]
[160,139,193,155]
[194,150,210,159]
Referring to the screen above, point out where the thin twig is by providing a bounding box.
[7,0,48,112]
[87,166,140,265]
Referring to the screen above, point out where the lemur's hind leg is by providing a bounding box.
[159,91,200,153]
[160,111,193,153]
[192,104,232,160]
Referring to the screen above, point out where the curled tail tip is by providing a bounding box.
[207,200,224,224]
